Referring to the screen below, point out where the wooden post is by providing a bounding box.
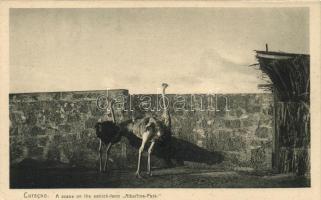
[272,90,280,172]
[266,43,269,52]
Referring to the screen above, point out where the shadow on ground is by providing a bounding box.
[10,136,309,188]
[124,134,224,165]
[10,160,310,188]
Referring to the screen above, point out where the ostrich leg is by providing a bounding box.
[103,142,112,172]
[98,140,103,172]
[147,141,155,176]
[136,133,148,178]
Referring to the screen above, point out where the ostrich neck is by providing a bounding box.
[110,104,116,123]
[162,88,167,111]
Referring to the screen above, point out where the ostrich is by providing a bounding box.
[95,97,121,172]
[95,83,172,177]
[134,83,171,178]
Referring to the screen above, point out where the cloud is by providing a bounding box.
[196,49,246,78]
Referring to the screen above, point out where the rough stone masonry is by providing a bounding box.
[9,89,273,170]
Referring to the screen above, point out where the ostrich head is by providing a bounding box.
[162,83,169,90]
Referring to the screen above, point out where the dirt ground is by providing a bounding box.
[10,166,309,188]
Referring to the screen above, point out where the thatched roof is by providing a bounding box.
[255,51,310,103]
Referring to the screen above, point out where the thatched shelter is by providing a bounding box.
[256,50,310,176]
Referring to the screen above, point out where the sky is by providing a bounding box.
[10,8,309,94]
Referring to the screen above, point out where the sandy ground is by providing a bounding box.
[10,166,309,188]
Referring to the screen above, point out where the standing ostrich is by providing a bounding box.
[134,83,171,178]
[95,98,121,172]
[95,83,172,177]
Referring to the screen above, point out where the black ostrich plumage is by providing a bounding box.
[95,121,121,145]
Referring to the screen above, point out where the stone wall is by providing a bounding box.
[9,90,273,170]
